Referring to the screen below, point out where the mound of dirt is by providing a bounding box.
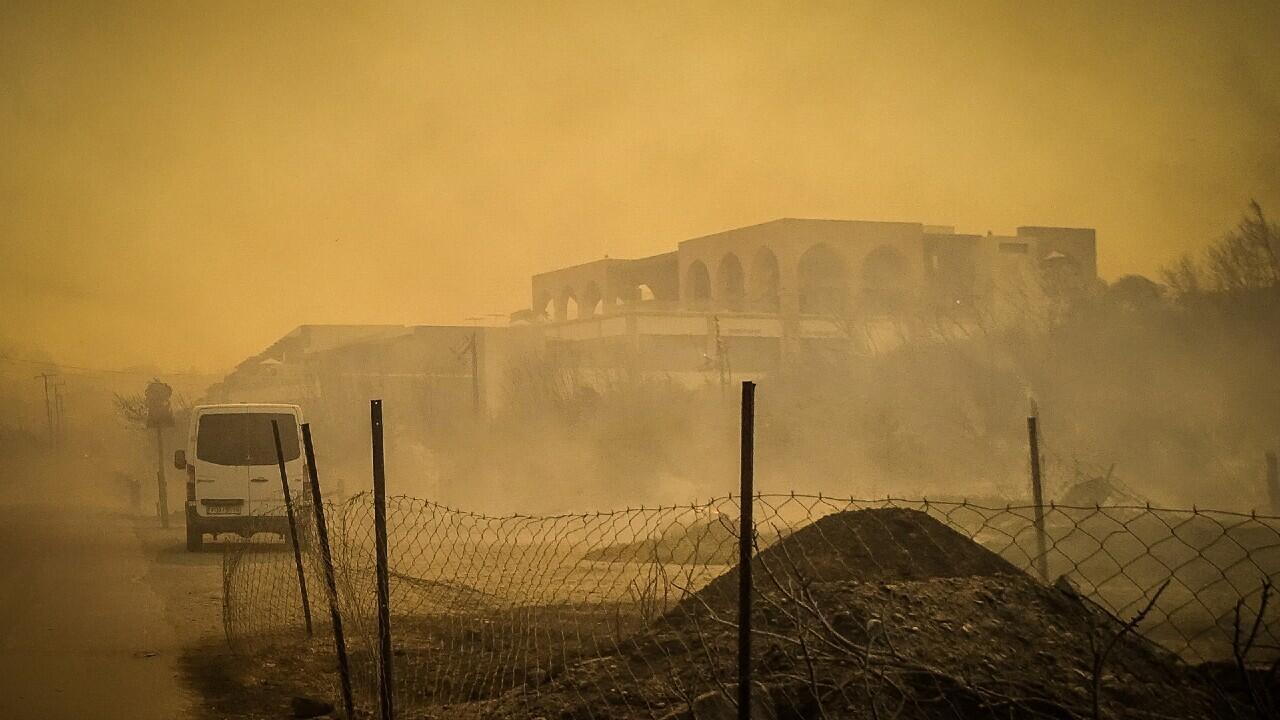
[458,509,1244,720]
[690,507,1018,607]
[224,508,1269,719]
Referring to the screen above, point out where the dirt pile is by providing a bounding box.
[581,507,1000,577]
[692,506,1018,605]
[464,508,1256,719]
[218,508,1273,719]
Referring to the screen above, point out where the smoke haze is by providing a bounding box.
[2,1,1278,371]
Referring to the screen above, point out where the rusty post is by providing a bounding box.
[1027,412,1050,582]
[272,419,312,637]
[302,424,355,720]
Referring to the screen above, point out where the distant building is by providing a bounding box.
[207,323,540,433]
[520,218,1096,381]
[211,218,1096,417]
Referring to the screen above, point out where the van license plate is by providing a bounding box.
[206,505,242,515]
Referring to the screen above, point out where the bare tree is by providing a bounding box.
[1206,201,1280,292]
[1163,201,1280,297]
[114,388,190,429]
[1086,580,1170,720]
[112,392,149,428]
[1161,254,1202,297]
[1230,579,1276,718]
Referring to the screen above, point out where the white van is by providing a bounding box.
[174,403,306,551]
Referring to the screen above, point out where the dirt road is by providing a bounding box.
[0,466,224,719]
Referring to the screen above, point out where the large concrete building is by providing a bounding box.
[202,217,1094,501]
[212,217,1096,414]
[517,218,1096,381]
[208,323,538,412]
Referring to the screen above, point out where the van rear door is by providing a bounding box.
[193,410,253,517]
[241,412,304,517]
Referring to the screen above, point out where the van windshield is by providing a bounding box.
[196,413,300,466]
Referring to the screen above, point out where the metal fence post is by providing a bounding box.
[272,419,312,637]
[371,400,395,720]
[738,381,755,720]
[301,423,355,720]
[1027,412,1050,582]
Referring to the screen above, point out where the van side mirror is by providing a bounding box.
[173,449,187,470]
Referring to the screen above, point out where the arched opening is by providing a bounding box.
[859,245,910,315]
[716,254,745,310]
[560,287,579,320]
[798,244,848,315]
[685,261,711,306]
[581,282,603,317]
[535,293,553,320]
[749,247,780,312]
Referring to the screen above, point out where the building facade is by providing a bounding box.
[518,218,1096,382]
[211,218,1097,416]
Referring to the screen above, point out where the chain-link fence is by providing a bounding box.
[223,491,1280,719]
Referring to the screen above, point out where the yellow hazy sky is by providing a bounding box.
[2,1,1278,372]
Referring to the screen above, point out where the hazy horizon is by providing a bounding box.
[3,1,1278,372]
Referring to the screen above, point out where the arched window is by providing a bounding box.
[717,254,745,310]
[749,247,780,312]
[535,293,553,320]
[581,282,603,318]
[798,244,848,315]
[685,261,711,306]
[561,288,579,320]
[860,246,910,315]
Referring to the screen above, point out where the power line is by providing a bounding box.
[0,352,216,378]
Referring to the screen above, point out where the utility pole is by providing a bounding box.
[34,372,57,452]
[712,316,730,400]
[53,379,66,450]
[470,331,480,417]
[456,332,481,417]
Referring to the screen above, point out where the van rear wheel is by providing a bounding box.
[186,523,203,552]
